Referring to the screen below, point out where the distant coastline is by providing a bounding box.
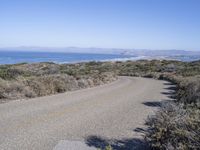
[0,50,200,65]
[0,51,135,65]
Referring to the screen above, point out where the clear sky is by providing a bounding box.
[0,0,200,50]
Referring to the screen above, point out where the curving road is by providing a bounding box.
[0,77,172,150]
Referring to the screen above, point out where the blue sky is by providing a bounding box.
[0,0,200,50]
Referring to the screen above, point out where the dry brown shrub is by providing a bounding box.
[146,103,200,150]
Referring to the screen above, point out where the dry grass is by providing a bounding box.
[0,60,200,149]
[0,69,117,102]
[146,103,200,150]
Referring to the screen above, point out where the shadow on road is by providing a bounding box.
[85,135,150,150]
[163,82,175,86]
[84,81,177,150]
[163,82,177,99]
[142,101,162,107]
[161,92,176,99]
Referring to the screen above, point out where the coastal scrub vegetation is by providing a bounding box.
[0,62,117,102]
[0,60,200,149]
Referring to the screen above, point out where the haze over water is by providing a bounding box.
[0,51,135,64]
[0,50,199,65]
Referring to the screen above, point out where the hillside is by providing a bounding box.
[0,60,200,149]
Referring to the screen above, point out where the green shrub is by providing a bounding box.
[105,145,112,150]
[176,77,200,106]
[146,103,200,150]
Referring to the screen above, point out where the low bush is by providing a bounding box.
[146,103,200,150]
[176,76,200,107]
[0,60,200,148]
[0,67,117,102]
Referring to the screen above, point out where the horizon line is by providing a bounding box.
[0,46,199,52]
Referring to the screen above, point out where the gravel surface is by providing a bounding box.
[53,140,97,150]
[0,77,172,150]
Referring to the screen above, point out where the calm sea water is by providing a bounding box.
[0,51,135,65]
[0,51,199,65]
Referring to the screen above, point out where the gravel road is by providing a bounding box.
[0,77,172,150]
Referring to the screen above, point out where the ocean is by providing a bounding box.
[0,51,136,65]
[0,51,199,65]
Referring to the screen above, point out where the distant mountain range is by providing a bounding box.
[0,46,200,56]
[121,49,200,56]
[0,46,200,62]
